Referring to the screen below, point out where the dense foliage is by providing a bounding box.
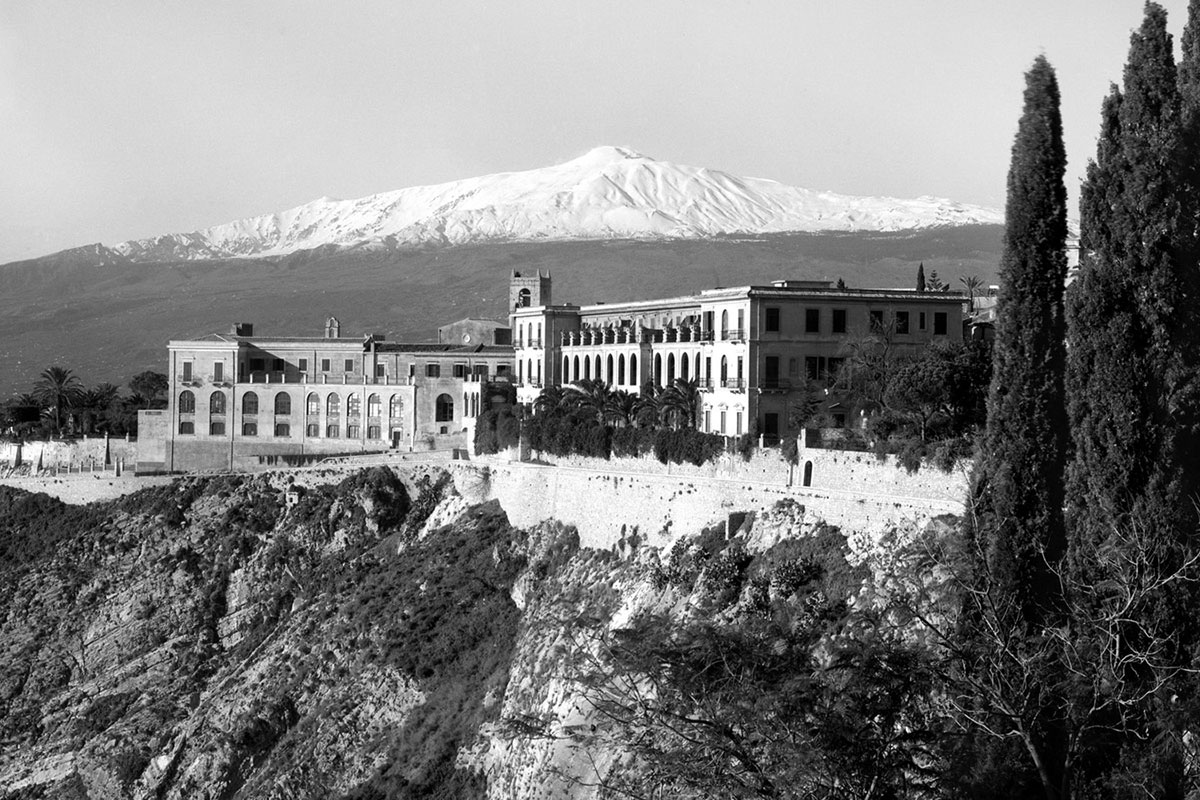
[2,366,168,439]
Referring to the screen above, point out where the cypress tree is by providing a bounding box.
[916,262,927,292]
[1066,2,1195,559]
[969,56,1069,624]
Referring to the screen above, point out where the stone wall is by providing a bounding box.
[1,436,139,473]
[452,448,967,551]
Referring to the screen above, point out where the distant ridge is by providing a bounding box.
[20,146,1003,265]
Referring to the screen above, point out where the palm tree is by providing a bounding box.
[658,378,701,429]
[564,379,612,425]
[633,382,661,428]
[33,366,84,434]
[959,274,984,312]
[79,384,121,434]
[533,384,565,416]
[606,390,637,427]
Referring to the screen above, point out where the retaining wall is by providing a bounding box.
[1,437,138,472]
[452,447,968,550]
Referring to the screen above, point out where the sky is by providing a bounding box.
[0,1,1194,264]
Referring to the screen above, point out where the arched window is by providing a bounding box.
[594,355,601,382]
[803,461,813,487]
[389,395,402,418]
[435,393,454,422]
[680,354,689,382]
[654,354,662,386]
[179,390,195,414]
[536,361,542,385]
[347,395,361,417]
[667,353,675,384]
[210,391,226,416]
[573,356,580,382]
[274,392,291,415]
[629,355,637,384]
[563,356,570,382]
[618,354,626,385]
[720,309,729,339]
[518,288,531,307]
[306,392,320,415]
[527,359,534,384]
[720,356,729,383]
[584,357,591,380]
[327,394,340,415]
[242,392,259,416]
[367,393,381,417]
[519,360,524,383]
[607,355,614,384]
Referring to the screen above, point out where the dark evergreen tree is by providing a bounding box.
[1064,5,1200,794]
[916,261,927,292]
[1066,2,1196,567]
[969,55,1069,625]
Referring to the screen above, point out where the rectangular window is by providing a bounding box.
[182,362,193,381]
[321,358,331,372]
[213,362,224,382]
[720,410,727,434]
[832,309,847,334]
[764,356,780,388]
[805,308,820,333]
[375,364,385,378]
[895,311,910,335]
[828,357,844,382]
[306,423,319,437]
[179,421,194,435]
[806,356,820,381]
[272,359,285,372]
[426,363,441,378]
[737,357,744,383]
[298,358,308,371]
[934,312,948,335]
[242,422,258,437]
[788,357,799,377]
[368,425,381,439]
[210,421,226,436]
[869,310,884,332]
[704,409,711,432]
[344,359,354,372]
[473,364,489,378]
[274,423,290,437]
[765,307,780,332]
[736,412,743,435]
[250,358,265,372]
[347,425,360,438]
[326,424,339,438]
[918,312,927,331]
[453,363,468,378]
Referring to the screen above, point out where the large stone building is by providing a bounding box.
[136,317,513,473]
[509,271,964,441]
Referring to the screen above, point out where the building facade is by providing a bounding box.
[138,318,513,473]
[509,273,964,441]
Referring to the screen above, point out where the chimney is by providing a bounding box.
[231,323,253,337]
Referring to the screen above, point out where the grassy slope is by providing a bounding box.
[0,227,1001,396]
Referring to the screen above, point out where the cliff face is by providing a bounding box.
[0,466,892,799]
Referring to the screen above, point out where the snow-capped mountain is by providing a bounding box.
[110,146,1003,262]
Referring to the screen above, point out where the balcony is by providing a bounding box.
[760,378,789,392]
[720,378,745,391]
[721,329,746,342]
[696,378,715,391]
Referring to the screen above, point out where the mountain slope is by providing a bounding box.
[102,146,1002,262]
[0,229,1003,396]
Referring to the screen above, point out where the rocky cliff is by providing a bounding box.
[0,466,929,799]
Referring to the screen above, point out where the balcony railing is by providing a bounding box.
[721,329,746,342]
[720,378,745,390]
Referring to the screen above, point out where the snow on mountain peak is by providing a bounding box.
[109,148,1003,262]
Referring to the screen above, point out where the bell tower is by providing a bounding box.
[509,270,552,310]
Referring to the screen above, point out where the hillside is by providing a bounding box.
[0,227,1002,396]
[0,465,921,799]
